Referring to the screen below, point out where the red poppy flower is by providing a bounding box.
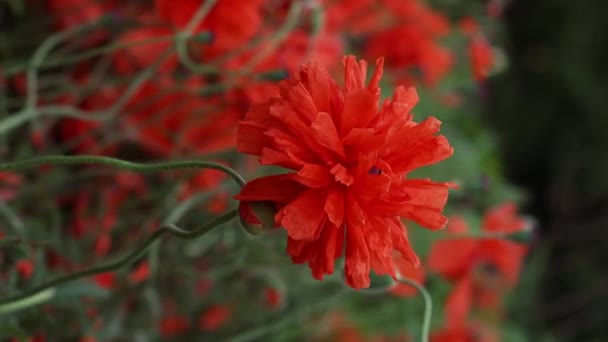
[16,259,34,280]
[365,26,453,87]
[264,287,283,309]
[94,234,112,257]
[92,272,116,289]
[469,36,494,82]
[383,0,451,36]
[431,321,498,342]
[155,0,264,57]
[129,261,150,284]
[236,56,455,289]
[47,0,109,30]
[459,17,479,36]
[324,311,367,342]
[199,305,231,331]
[159,315,190,338]
[428,203,529,327]
[0,172,22,201]
[113,26,178,75]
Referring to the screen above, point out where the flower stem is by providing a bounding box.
[0,289,56,315]
[230,288,350,342]
[0,155,246,187]
[175,0,218,73]
[0,209,238,311]
[398,277,433,342]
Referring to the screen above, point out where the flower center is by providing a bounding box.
[368,166,382,175]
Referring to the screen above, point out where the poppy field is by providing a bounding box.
[0,0,564,341]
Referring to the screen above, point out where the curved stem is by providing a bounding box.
[25,19,101,110]
[0,209,238,308]
[175,0,218,73]
[0,289,56,315]
[397,277,433,342]
[0,155,246,188]
[240,1,303,72]
[230,288,350,342]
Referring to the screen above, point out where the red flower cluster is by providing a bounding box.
[236,55,455,289]
[429,202,530,336]
[460,17,495,82]
[0,0,517,339]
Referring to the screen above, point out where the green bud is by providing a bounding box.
[238,201,276,235]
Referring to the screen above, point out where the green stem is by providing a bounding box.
[230,288,350,342]
[0,47,173,135]
[175,0,218,73]
[357,276,432,342]
[25,19,102,110]
[2,35,174,75]
[0,202,25,237]
[240,1,304,72]
[0,209,238,310]
[397,277,433,342]
[0,289,56,315]
[0,155,246,188]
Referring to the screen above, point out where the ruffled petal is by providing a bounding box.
[482,202,527,233]
[445,277,473,330]
[324,186,345,227]
[343,55,367,91]
[276,189,328,240]
[340,88,377,137]
[478,239,527,285]
[287,223,344,280]
[286,82,318,124]
[398,179,457,229]
[344,193,371,289]
[365,216,397,278]
[428,238,477,280]
[388,217,419,266]
[311,111,346,158]
[291,164,333,188]
[235,174,304,203]
[384,116,454,174]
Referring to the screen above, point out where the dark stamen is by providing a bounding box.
[479,262,500,276]
[368,166,382,175]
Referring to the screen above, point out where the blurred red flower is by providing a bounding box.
[159,315,190,338]
[264,287,283,309]
[199,305,231,331]
[129,261,150,284]
[16,259,34,280]
[155,0,265,57]
[429,203,529,327]
[431,320,498,342]
[0,172,22,201]
[92,272,115,289]
[469,36,494,82]
[113,26,178,75]
[47,0,110,30]
[236,56,455,289]
[366,25,453,87]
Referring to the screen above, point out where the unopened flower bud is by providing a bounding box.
[238,201,276,235]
